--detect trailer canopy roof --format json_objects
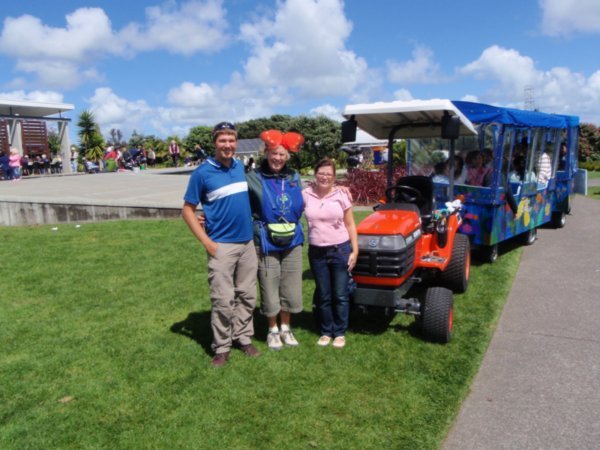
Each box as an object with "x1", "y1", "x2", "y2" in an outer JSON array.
[{"x1": 342, "y1": 99, "x2": 477, "y2": 140}]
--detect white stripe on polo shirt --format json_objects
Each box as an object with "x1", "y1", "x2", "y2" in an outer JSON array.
[{"x1": 206, "y1": 181, "x2": 248, "y2": 203}]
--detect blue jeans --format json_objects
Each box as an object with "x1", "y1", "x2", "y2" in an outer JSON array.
[{"x1": 309, "y1": 242, "x2": 351, "y2": 338}]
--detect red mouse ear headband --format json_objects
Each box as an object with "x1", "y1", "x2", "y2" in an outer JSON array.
[{"x1": 259, "y1": 130, "x2": 305, "y2": 153}]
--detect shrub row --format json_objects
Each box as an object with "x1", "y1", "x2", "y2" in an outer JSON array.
[{"x1": 579, "y1": 160, "x2": 600, "y2": 172}]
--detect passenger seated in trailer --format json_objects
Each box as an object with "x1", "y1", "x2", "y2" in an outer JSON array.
[
  {"x1": 558, "y1": 142, "x2": 567, "y2": 171},
  {"x1": 431, "y1": 160, "x2": 449, "y2": 183},
  {"x1": 508, "y1": 155, "x2": 524, "y2": 184},
  {"x1": 465, "y1": 151, "x2": 492, "y2": 187},
  {"x1": 482, "y1": 148, "x2": 494, "y2": 170},
  {"x1": 454, "y1": 155, "x2": 467, "y2": 184},
  {"x1": 536, "y1": 148, "x2": 552, "y2": 188}
]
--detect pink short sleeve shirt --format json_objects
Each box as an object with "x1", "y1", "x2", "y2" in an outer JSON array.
[{"x1": 302, "y1": 186, "x2": 352, "y2": 246}]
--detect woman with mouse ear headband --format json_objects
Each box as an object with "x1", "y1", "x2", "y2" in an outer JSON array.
[{"x1": 246, "y1": 130, "x2": 306, "y2": 351}]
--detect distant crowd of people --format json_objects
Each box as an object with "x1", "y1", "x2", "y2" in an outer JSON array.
[{"x1": 0, "y1": 148, "x2": 63, "y2": 181}]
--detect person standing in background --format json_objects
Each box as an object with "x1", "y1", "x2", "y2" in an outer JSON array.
[
  {"x1": 70, "y1": 146, "x2": 78, "y2": 173},
  {"x1": 9, "y1": 148, "x2": 22, "y2": 181},
  {"x1": 169, "y1": 140, "x2": 181, "y2": 167}
]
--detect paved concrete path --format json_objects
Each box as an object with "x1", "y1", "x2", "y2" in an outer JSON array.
[
  {"x1": 0, "y1": 168, "x2": 191, "y2": 209},
  {"x1": 443, "y1": 194, "x2": 600, "y2": 449}
]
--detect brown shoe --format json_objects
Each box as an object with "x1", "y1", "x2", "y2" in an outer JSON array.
[
  {"x1": 239, "y1": 343, "x2": 261, "y2": 358},
  {"x1": 211, "y1": 351, "x2": 230, "y2": 367}
]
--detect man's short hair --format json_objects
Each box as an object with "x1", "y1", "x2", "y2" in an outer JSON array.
[{"x1": 212, "y1": 122, "x2": 237, "y2": 142}]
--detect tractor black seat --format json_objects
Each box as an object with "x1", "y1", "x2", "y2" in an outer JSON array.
[{"x1": 393, "y1": 175, "x2": 435, "y2": 228}]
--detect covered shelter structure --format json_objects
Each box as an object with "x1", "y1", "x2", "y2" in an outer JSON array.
[{"x1": 0, "y1": 98, "x2": 75, "y2": 173}]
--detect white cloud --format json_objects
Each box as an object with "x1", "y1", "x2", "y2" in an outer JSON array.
[
  {"x1": 309, "y1": 104, "x2": 343, "y2": 121},
  {"x1": 393, "y1": 89, "x2": 414, "y2": 101},
  {"x1": 540, "y1": 0, "x2": 600, "y2": 36},
  {"x1": 0, "y1": 8, "x2": 117, "y2": 62},
  {"x1": 239, "y1": 0, "x2": 371, "y2": 98},
  {"x1": 387, "y1": 45, "x2": 445, "y2": 84},
  {"x1": 0, "y1": 1, "x2": 231, "y2": 89},
  {"x1": 88, "y1": 87, "x2": 154, "y2": 138},
  {"x1": 459, "y1": 45, "x2": 540, "y2": 96},
  {"x1": 119, "y1": 0, "x2": 230, "y2": 55},
  {"x1": 460, "y1": 94, "x2": 479, "y2": 103},
  {"x1": 167, "y1": 82, "x2": 219, "y2": 108},
  {"x1": 459, "y1": 45, "x2": 600, "y2": 123},
  {"x1": 0, "y1": 89, "x2": 65, "y2": 103}
]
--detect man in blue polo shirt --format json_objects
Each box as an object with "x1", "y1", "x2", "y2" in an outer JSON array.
[{"x1": 182, "y1": 122, "x2": 260, "y2": 367}]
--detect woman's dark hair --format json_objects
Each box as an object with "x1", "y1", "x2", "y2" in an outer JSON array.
[
  {"x1": 465, "y1": 150, "x2": 480, "y2": 166},
  {"x1": 454, "y1": 155, "x2": 464, "y2": 177},
  {"x1": 314, "y1": 157, "x2": 336, "y2": 174}
]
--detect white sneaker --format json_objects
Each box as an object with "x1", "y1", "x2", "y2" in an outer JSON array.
[
  {"x1": 267, "y1": 332, "x2": 283, "y2": 350},
  {"x1": 281, "y1": 330, "x2": 299, "y2": 347},
  {"x1": 332, "y1": 336, "x2": 346, "y2": 348},
  {"x1": 317, "y1": 335, "x2": 332, "y2": 346}
]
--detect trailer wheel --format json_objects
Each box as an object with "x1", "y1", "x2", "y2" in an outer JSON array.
[
  {"x1": 479, "y1": 244, "x2": 498, "y2": 264},
  {"x1": 522, "y1": 228, "x2": 537, "y2": 245},
  {"x1": 551, "y1": 211, "x2": 566, "y2": 228},
  {"x1": 439, "y1": 234, "x2": 470, "y2": 293},
  {"x1": 421, "y1": 287, "x2": 453, "y2": 343}
]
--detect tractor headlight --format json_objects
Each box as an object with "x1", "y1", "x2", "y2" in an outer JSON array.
[{"x1": 358, "y1": 234, "x2": 407, "y2": 251}]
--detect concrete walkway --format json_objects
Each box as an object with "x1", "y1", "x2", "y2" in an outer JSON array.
[{"x1": 443, "y1": 194, "x2": 600, "y2": 449}]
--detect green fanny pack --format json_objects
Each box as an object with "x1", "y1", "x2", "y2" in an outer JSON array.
[{"x1": 267, "y1": 223, "x2": 296, "y2": 247}]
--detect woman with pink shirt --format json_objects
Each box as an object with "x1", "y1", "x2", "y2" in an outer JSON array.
[
  {"x1": 9, "y1": 148, "x2": 22, "y2": 181},
  {"x1": 302, "y1": 158, "x2": 358, "y2": 348}
]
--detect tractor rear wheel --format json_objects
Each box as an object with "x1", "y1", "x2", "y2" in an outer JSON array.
[
  {"x1": 439, "y1": 234, "x2": 470, "y2": 293},
  {"x1": 421, "y1": 287, "x2": 453, "y2": 343}
]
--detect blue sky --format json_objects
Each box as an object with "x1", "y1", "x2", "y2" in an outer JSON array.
[{"x1": 1, "y1": 0, "x2": 599, "y2": 143}]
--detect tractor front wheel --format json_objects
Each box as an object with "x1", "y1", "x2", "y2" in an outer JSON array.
[{"x1": 421, "y1": 287, "x2": 454, "y2": 343}]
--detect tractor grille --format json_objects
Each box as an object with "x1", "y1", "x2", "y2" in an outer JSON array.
[{"x1": 353, "y1": 243, "x2": 416, "y2": 278}]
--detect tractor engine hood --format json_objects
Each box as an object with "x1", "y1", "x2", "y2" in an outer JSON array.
[{"x1": 356, "y1": 210, "x2": 422, "y2": 251}]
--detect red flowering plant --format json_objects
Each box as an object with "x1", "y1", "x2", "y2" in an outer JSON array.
[{"x1": 338, "y1": 166, "x2": 407, "y2": 205}]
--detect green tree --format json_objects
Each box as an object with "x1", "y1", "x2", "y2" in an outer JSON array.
[
  {"x1": 128, "y1": 130, "x2": 144, "y2": 149},
  {"x1": 233, "y1": 114, "x2": 341, "y2": 171},
  {"x1": 183, "y1": 125, "x2": 214, "y2": 156},
  {"x1": 47, "y1": 129, "x2": 61, "y2": 155},
  {"x1": 579, "y1": 123, "x2": 600, "y2": 162},
  {"x1": 108, "y1": 128, "x2": 123, "y2": 146},
  {"x1": 288, "y1": 115, "x2": 341, "y2": 171},
  {"x1": 77, "y1": 110, "x2": 105, "y2": 162}
]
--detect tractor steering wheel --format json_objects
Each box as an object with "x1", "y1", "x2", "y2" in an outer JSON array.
[{"x1": 385, "y1": 184, "x2": 423, "y2": 204}]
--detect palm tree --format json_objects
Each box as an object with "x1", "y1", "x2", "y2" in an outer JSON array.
[{"x1": 77, "y1": 110, "x2": 105, "y2": 162}]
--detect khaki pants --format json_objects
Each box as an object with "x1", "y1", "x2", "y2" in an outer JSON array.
[
  {"x1": 257, "y1": 245, "x2": 303, "y2": 317},
  {"x1": 207, "y1": 241, "x2": 258, "y2": 354}
]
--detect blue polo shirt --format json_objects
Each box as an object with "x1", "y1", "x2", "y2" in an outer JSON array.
[{"x1": 183, "y1": 157, "x2": 253, "y2": 243}]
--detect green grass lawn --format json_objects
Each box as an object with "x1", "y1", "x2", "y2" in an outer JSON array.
[
  {"x1": 587, "y1": 170, "x2": 600, "y2": 179},
  {"x1": 0, "y1": 215, "x2": 521, "y2": 449},
  {"x1": 587, "y1": 185, "x2": 600, "y2": 199}
]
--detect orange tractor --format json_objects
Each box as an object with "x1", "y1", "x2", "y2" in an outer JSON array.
[{"x1": 341, "y1": 100, "x2": 474, "y2": 343}]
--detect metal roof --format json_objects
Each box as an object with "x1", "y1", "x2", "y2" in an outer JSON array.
[
  {"x1": 0, "y1": 98, "x2": 74, "y2": 118},
  {"x1": 236, "y1": 138, "x2": 264, "y2": 155}
]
